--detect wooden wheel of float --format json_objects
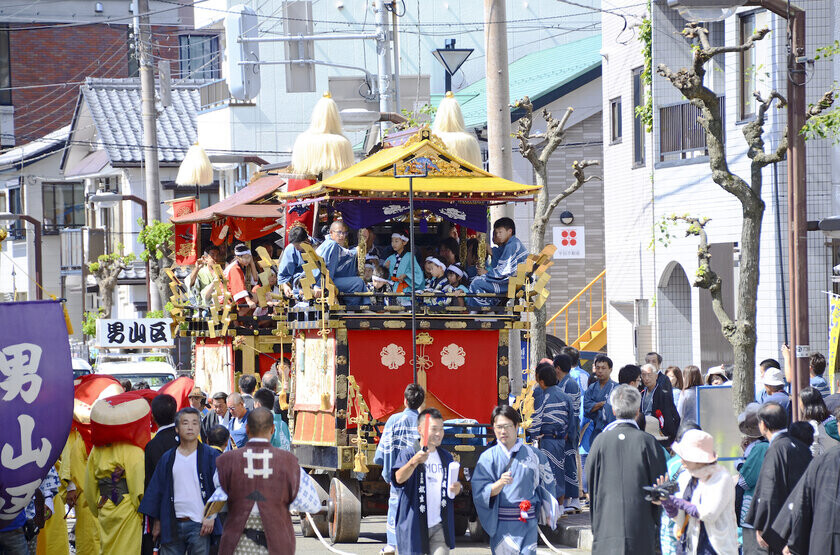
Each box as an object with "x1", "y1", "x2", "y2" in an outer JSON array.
[
  {"x1": 299, "y1": 473, "x2": 331, "y2": 538},
  {"x1": 328, "y1": 476, "x2": 361, "y2": 543}
]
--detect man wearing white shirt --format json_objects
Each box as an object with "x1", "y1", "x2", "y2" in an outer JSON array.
[{"x1": 139, "y1": 408, "x2": 221, "y2": 555}]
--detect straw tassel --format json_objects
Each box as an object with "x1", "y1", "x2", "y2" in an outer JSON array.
[
  {"x1": 432, "y1": 91, "x2": 482, "y2": 167},
  {"x1": 176, "y1": 142, "x2": 214, "y2": 186},
  {"x1": 291, "y1": 92, "x2": 354, "y2": 176},
  {"x1": 353, "y1": 451, "x2": 369, "y2": 474}
]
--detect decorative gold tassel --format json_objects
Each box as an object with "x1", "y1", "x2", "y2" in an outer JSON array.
[
  {"x1": 353, "y1": 451, "x2": 369, "y2": 474},
  {"x1": 278, "y1": 390, "x2": 289, "y2": 411},
  {"x1": 320, "y1": 392, "x2": 331, "y2": 411}
]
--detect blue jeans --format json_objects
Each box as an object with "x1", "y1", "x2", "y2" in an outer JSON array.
[
  {"x1": 161, "y1": 520, "x2": 209, "y2": 555},
  {"x1": 0, "y1": 527, "x2": 28, "y2": 555}
]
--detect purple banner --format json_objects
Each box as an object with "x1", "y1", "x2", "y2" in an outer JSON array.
[
  {"x1": 0, "y1": 301, "x2": 73, "y2": 523},
  {"x1": 333, "y1": 200, "x2": 489, "y2": 232}
]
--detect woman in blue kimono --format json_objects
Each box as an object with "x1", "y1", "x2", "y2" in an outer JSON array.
[
  {"x1": 472, "y1": 405, "x2": 560, "y2": 554},
  {"x1": 383, "y1": 227, "x2": 425, "y2": 303}
]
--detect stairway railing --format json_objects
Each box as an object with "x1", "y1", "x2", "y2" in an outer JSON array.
[{"x1": 546, "y1": 269, "x2": 606, "y2": 347}]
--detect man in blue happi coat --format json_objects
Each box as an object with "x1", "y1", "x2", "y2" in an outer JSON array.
[
  {"x1": 277, "y1": 224, "x2": 309, "y2": 299},
  {"x1": 373, "y1": 383, "x2": 425, "y2": 554},
  {"x1": 528, "y1": 362, "x2": 573, "y2": 507},
  {"x1": 466, "y1": 217, "x2": 528, "y2": 307},
  {"x1": 583, "y1": 355, "x2": 617, "y2": 445},
  {"x1": 553, "y1": 353, "x2": 583, "y2": 512},
  {"x1": 315, "y1": 220, "x2": 369, "y2": 305},
  {"x1": 392, "y1": 408, "x2": 462, "y2": 555},
  {"x1": 473, "y1": 405, "x2": 560, "y2": 554}
]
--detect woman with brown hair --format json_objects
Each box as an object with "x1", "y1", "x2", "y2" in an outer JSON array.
[
  {"x1": 665, "y1": 366, "x2": 684, "y2": 409},
  {"x1": 678, "y1": 365, "x2": 703, "y2": 424}
]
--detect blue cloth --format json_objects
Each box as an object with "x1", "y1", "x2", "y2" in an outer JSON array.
[
  {"x1": 384, "y1": 250, "x2": 425, "y2": 293},
  {"x1": 316, "y1": 238, "x2": 368, "y2": 303},
  {"x1": 528, "y1": 385, "x2": 572, "y2": 498},
  {"x1": 271, "y1": 414, "x2": 291, "y2": 450},
  {"x1": 392, "y1": 446, "x2": 456, "y2": 555},
  {"x1": 472, "y1": 441, "x2": 558, "y2": 554},
  {"x1": 764, "y1": 390, "x2": 792, "y2": 419},
  {"x1": 227, "y1": 410, "x2": 250, "y2": 448},
  {"x1": 583, "y1": 379, "x2": 618, "y2": 442},
  {"x1": 138, "y1": 443, "x2": 221, "y2": 545},
  {"x1": 277, "y1": 244, "x2": 304, "y2": 286},
  {"x1": 374, "y1": 408, "x2": 420, "y2": 547},
  {"x1": 811, "y1": 375, "x2": 831, "y2": 398},
  {"x1": 660, "y1": 455, "x2": 684, "y2": 555},
  {"x1": 557, "y1": 375, "x2": 581, "y2": 498},
  {"x1": 466, "y1": 236, "x2": 528, "y2": 307},
  {"x1": 161, "y1": 520, "x2": 209, "y2": 555}
]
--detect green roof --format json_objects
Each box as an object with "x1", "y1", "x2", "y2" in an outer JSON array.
[{"x1": 432, "y1": 34, "x2": 602, "y2": 130}]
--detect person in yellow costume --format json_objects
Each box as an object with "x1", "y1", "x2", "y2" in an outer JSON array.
[
  {"x1": 84, "y1": 392, "x2": 150, "y2": 555},
  {"x1": 36, "y1": 439, "x2": 71, "y2": 555}
]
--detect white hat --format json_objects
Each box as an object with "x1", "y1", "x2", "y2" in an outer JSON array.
[
  {"x1": 644, "y1": 415, "x2": 667, "y2": 441},
  {"x1": 763, "y1": 367, "x2": 786, "y2": 387},
  {"x1": 672, "y1": 429, "x2": 717, "y2": 464}
]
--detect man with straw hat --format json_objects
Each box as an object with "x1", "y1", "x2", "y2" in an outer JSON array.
[{"x1": 656, "y1": 429, "x2": 738, "y2": 555}]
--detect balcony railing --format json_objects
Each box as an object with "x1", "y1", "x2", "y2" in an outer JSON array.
[{"x1": 659, "y1": 96, "x2": 725, "y2": 162}]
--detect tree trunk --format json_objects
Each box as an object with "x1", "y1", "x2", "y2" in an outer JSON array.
[
  {"x1": 731, "y1": 201, "x2": 763, "y2": 414},
  {"x1": 529, "y1": 167, "x2": 549, "y2": 370},
  {"x1": 99, "y1": 277, "x2": 115, "y2": 319}
]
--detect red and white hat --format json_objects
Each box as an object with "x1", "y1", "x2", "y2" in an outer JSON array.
[{"x1": 90, "y1": 392, "x2": 152, "y2": 450}]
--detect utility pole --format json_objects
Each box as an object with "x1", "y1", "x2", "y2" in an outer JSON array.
[
  {"x1": 373, "y1": 0, "x2": 394, "y2": 138},
  {"x1": 484, "y1": 0, "x2": 513, "y2": 222},
  {"x1": 133, "y1": 0, "x2": 162, "y2": 310}
]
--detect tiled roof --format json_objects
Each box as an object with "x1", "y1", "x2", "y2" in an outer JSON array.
[
  {"x1": 82, "y1": 78, "x2": 204, "y2": 164},
  {"x1": 432, "y1": 35, "x2": 602, "y2": 130}
]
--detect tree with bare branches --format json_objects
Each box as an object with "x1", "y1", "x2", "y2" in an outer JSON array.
[
  {"x1": 657, "y1": 24, "x2": 833, "y2": 413},
  {"x1": 514, "y1": 96, "x2": 600, "y2": 369},
  {"x1": 87, "y1": 245, "x2": 136, "y2": 319}
]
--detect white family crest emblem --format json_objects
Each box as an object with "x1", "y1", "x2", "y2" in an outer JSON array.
[
  {"x1": 383, "y1": 204, "x2": 407, "y2": 215},
  {"x1": 243, "y1": 449, "x2": 274, "y2": 479},
  {"x1": 440, "y1": 207, "x2": 466, "y2": 221},
  {"x1": 440, "y1": 343, "x2": 466, "y2": 370},
  {"x1": 380, "y1": 344, "x2": 406, "y2": 369}
]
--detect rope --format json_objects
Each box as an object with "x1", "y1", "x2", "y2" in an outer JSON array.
[
  {"x1": 538, "y1": 525, "x2": 564, "y2": 554},
  {"x1": 303, "y1": 512, "x2": 358, "y2": 555},
  {"x1": 0, "y1": 248, "x2": 52, "y2": 298}
]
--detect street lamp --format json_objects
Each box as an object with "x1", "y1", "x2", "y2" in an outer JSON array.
[
  {"x1": 667, "y1": 0, "x2": 809, "y2": 417},
  {"x1": 0, "y1": 212, "x2": 42, "y2": 300},
  {"x1": 88, "y1": 192, "x2": 152, "y2": 310}
]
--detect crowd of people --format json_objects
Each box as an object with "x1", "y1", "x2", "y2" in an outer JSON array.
[{"x1": 181, "y1": 216, "x2": 529, "y2": 316}]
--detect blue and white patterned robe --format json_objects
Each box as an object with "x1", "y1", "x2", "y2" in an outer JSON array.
[
  {"x1": 472, "y1": 440, "x2": 560, "y2": 554},
  {"x1": 374, "y1": 408, "x2": 420, "y2": 548},
  {"x1": 557, "y1": 374, "x2": 581, "y2": 498},
  {"x1": 583, "y1": 379, "x2": 617, "y2": 444},
  {"x1": 466, "y1": 236, "x2": 528, "y2": 306},
  {"x1": 528, "y1": 385, "x2": 572, "y2": 497}
]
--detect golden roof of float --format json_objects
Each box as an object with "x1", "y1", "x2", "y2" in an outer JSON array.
[{"x1": 275, "y1": 129, "x2": 540, "y2": 202}]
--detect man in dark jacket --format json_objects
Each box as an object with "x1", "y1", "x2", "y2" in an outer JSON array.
[
  {"x1": 139, "y1": 407, "x2": 221, "y2": 553},
  {"x1": 640, "y1": 363, "x2": 680, "y2": 440},
  {"x1": 744, "y1": 402, "x2": 812, "y2": 554},
  {"x1": 586, "y1": 384, "x2": 667, "y2": 555},
  {"x1": 143, "y1": 394, "x2": 180, "y2": 555}
]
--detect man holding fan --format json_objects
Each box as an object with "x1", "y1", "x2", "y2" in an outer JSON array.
[{"x1": 392, "y1": 408, "x2": 462, "y2": 555}]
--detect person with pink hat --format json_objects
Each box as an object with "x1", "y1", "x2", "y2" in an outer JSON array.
[{"x1": 654, "y1": 429, "x2": 738, "y2": 555}]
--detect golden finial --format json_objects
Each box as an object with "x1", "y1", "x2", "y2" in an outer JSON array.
[
  {"x1": 445, "y1": 91, "x2": 454, "y2": 98},
  {"x1": 323, "y1": 91, "x2": 332, "y2": 98}
]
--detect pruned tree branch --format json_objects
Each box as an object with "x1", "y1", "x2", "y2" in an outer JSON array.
[
  {"x1": 536, "y1": 160, "x2": 601, "y2": 228},
  {"x1": 806, "y1": 90, "x2": 835, "y2": 120},
  {"x1": 748, "y1": 91, "x2": 787, "y2": 168},
  {"x1": 670, "y1": 215, "x2": 736, "y2": 337}
]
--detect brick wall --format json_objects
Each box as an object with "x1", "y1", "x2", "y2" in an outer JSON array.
[{"x1": 8, "y1": 24, "x2": 182, "y2": 143}]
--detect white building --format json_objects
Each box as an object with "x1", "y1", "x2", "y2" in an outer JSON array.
[{"x1": 602, "y1": 1, "x2": 837, "y2": 370}]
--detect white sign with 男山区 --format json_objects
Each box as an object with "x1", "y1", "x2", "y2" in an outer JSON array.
[{"x1": 95, "y1": 319, "x2": 174, "y2": 348}]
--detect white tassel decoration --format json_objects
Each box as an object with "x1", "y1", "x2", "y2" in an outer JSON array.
[
  {"x1": 176, "y1": 142, "x2": 214, "y2": 186},
  {"x1": 291, "y1": 92, "x2": 354, "y2": 176},
  {"x1": 432, "y1": 91, "x2": 482, "y2": 167}
]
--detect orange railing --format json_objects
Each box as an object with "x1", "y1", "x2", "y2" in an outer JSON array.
[{"x1": 546, "y1": 269, "x2": 606, "y2": 346}]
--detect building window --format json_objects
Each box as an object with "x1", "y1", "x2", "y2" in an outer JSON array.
[
  {"x1": 42, "y1": 182, "x2": 85, "y2": 233},
  {"x1": 7, "y1": 186, "x2": 22, "y2": 239},
  {"x1": 0, "y1": 26, "x2": 10, "y2": 105},
  {"x1": 739, "y1": 13, "x2": 757, "y2": 120},
  {"x1": 632, "y1": 67, "x2": 645, "y2": 167},
  {"x1": 609, "y1": 97, "x2": 622, "y2": 143},
  {"x1": 179, "y1": 35, "x2": 220, "y2": 79},
  {"x1": 198, "y1": 190, "x2": 219, "y2": 209},
  {"x1": 659, "y1": 97, "x2": 726, "y2": 162}
]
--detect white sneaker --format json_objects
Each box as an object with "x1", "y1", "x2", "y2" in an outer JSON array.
[{"x1": 564, "y1": 498, "x2": 582, "y2": 514}]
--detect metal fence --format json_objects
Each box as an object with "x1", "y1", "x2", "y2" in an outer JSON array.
[{"x1": 659, "y1": 96, "x2": 725, "y2": 162}]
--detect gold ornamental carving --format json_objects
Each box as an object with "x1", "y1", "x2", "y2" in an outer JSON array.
[
  {"x1": 336, "y1": 375, "x2": 348, "y2": 399},
  {"x1": 336, "y1": 355, "x2": 348, "y2": 366},
  {"x1": 498, "y1": 356, "x2": 509, "y2": 367},
  {"x1": 384, "y1": 320, "x2": 406, "y2": 329},
  {"x1": 498, "y1": 376, "x2": 510, "y2": 400},
  {"x1": 445, "y1": 320, "x2": 467, "y2": 329}
]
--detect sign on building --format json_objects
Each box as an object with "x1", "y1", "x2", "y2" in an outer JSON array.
[
  {"x1": 553, "y1": 226, "x2": 585, "y2": 259},
  {"x1": 96, "y1": 319, "x2": 174, "y2": 348}
]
